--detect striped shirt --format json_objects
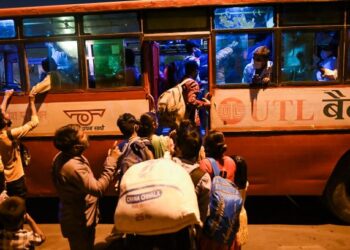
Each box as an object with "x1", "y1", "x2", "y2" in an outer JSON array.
[{"x1": 0, "y1": 229, "x2": 44, "y2": 250}]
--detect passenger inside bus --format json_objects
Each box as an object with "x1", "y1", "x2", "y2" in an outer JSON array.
[
  {"x1": 315, "y1": 44, "x2": 338, "y2": 81},
  {"x1": 29, "y1": 57, "x2": 61, "y2": 96},
  {"x1": 216, "y1": 40, "x2": 240, "y2": 84},
  {"x1": 184, "y1": 41, "x2": 201, "y2": 82},
  {"x1": 242, "y1": 46, "x2": 273, "y2": 86},
  {"x1": 115, "y1": 48, "x2": 141, "y2": 86}
]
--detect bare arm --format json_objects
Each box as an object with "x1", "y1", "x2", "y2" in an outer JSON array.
[
  {"x1": 1, "y1": 89, "x2": 14, "y2": 117},
  {"x1": 29, "y1": 95, "x2": 37, "y2": 117},
  {"x1": 25, "y1": 213, "x2": 46, "y2": 242},
  {"x1": 8, "y1": 95, "x2": 39, "y2": 139},
  {"x1": 29, "y1": 74, "x2": 51, "y2": 96}
]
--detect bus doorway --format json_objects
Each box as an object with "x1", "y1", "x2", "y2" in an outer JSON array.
[{"x1": 143, "y1": 38, "x2": 210, "y2": 135}]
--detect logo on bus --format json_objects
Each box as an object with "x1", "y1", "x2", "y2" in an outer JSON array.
[
  {"x1": 63, "y1": 109, "x2": 105, "y2": 126},
  {"x1": 218, "y1": 97, "x2": 245, "y2": 124}
]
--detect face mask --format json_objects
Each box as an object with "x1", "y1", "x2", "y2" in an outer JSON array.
[{"x1": 253, "y1": 61, "x2": 263, "y2": 69}]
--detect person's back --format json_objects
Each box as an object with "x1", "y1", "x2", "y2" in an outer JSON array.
[
  {"x1": 116, "y1": 113, "x2": 153, "y2": 175},
  {"x1": 199, "y1": 131, "x2": 236, "y2": 181},
  {"x1": 0, "y1": 196, "x2": 45, "y2": 250},
  {"x1": 199, "y1": 130, "x2": 240, "y2": 250},
  {"x1": 138, "y1": 112, "x2": 173, "y2": 159},
  {"x1": 172, "y1": 120, "x2": 211, "y2": 224}
]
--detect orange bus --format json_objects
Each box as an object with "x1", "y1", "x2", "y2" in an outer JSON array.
[{"x1": 1, "y1": 0, "x2": 350, "y2": 223}]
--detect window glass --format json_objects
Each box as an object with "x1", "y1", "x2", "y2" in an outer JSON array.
[
  {"x1": 83, "y1": 12, "x2": 139, "y2": 34},
  {"x1": 85, "y1": 38, "x2": 141, "y2": 88},
  {"x1": 215, "y1": 33, "x2": 273, "y2": 85},
  {"x1": 0, "y1": 20, "x2": 16, "y2": 39},
  {"x1": 0, "y1": 45, "x2": 21, "y2": 91},
  {"x1": 23, "y1": 16, "x2": 75, "y2": 37},
  {"x1": 25, "y1": 41, "x2": 80, "y2": 91},
  {"x1": 144, "y1": 8, "x2": 208, "y2": 33},
  {"x1": 281, "y1": 31, "x2": 339, "y2": 82},
  {"x1": 214, "y1": 6, "x2": 274, "y2": 29},
  {"x1": 280, "y1": 3, "x2": 343, "y2": 26}
]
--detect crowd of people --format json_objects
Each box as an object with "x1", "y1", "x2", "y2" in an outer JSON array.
[
  {"x1": 0, "y1": 39, "x2": 250, "y2": 250},
  {"x1": 0, "y1": 93, "x2": 247, "y2": 250},
  {"x1": 49, "y1": 113, "x2": 247, "y2": 250}
]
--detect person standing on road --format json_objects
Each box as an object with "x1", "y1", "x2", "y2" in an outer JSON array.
[
  {"x1": 199, "y1": 130, "x2": 239, "y2": 250},
  {"x1": 0, "y1": 90, "x2": 39, "y2": 199},
  {"x1": 52, "y1": 124, "x2": 121, "y2": 250}
]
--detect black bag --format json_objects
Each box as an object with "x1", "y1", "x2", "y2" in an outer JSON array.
[
  {"x1": 19, "y1": 143, "x2": 31, "y2": 168},
  {"x1": 6, "y1": 130, "x2": 31, "y2": 168}
]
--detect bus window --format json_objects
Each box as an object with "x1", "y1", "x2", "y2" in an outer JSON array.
[
  {"x1": 281, "y1": 31, "x2": 339, "y2": 82},
  {"x1": 23, "y1": 16, "x2": 75, "y2": 37},
  {"x1": 214, "y1": 6, "x2": 274, "y2": 29},
  {"x1": 215, "y1": 33, "x2": 273, "y2": 85},
  {"x1": 157, "y1": 39, "x2": 208, "y2": 95},
  {"x1": 0, "y1": 19, "x2": 16, "y2": 39},
  {"x1": 280, "y1": 3, "x2": 343, "y2": 26},
  {"x1": 0, "y1": 45, "x2": 21, "y2": 91},
  {"x1": 85, "y1": 38, "x2": 141, "y2": 88},
  {"x1": 144, "y1": 8, "x2": 209, "y2": 33},
  {"x1": 25, "y1": 41, "x2": 80, "y2": 91},
  {"x1": 83, "y1": 12, "x2": 140, "y2": 35}
]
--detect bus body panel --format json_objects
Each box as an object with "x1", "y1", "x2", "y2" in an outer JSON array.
[
  {"x1": 224, "y1": 133, "x2": 350, "y2": 196},
  {"x1": 24, "y1": 131, "x2": 350, "y2": 197}
]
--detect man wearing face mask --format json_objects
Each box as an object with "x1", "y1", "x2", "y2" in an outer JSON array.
[
  {"x1": 242, "y1": 45, "x2": 273, "y2": 86},
  {"x1": 316, "y1": 44, "x2": 338, "y2": 81},
  {"x1": 52, "y1": 124, "x2": 121, "y2": 250}
]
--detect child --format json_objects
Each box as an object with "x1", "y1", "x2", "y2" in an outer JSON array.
[
  {"x1": 116, "y1": 113, "x2": 153, "y2": 175},
  {"x1": 138, "y1": 112, "x2": 174, "y2": 159},
  {"x1": 0, "y1": 196, "x2": 45, "y2": 249}
]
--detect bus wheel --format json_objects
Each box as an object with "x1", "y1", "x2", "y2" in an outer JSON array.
[{"x1": 323, "y1": 160, "x2": 350, "y2": 224}]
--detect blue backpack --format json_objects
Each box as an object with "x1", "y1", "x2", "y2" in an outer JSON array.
[{"x1": 203, "y1": 158, "x2": 243, "y2": 246}]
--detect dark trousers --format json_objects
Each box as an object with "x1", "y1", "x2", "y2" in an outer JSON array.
[{"x1": 6, "y1": 176, "x2": 27, "y2": 199}]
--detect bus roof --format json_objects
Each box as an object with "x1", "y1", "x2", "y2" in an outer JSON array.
[{"x1": 0, "y1": 0, "x2": 344, "y2": 18}]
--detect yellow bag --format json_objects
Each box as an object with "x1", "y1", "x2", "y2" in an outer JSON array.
[
  {"x1": 236, "y1": 206, "x2": 248, "y2": 246},
  {"x1": 236, "y1": 182, "x2": 249, "y2": 246}
]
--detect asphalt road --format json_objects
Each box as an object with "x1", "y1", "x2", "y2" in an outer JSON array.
[{"x1": 26, "y1": 196, "x2": 350, "y2": 250}]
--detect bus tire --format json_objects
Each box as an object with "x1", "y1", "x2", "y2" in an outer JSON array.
[{"x1": 323, "y1": 155, "x2": 350, "y2": 224}]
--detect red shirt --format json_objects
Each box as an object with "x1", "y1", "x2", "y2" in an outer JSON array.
[{"x1": 199, "y1": 155, "x2": 236, "y2": 181}]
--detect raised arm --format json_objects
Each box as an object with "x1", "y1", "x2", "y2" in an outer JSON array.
[
  {"x1": 8, "y1": 95, "x2": 39, "y2": 139},
  {"x1": 29, "y1": 95, "x2": 37, "y2": 117},
  {"x1": 1, "y1": 89, "x2": 14, "y2": 118}
]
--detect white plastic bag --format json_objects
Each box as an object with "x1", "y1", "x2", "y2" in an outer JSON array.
[{"x1": 114, "y1": 158, "x2": 201, "y2": 235}]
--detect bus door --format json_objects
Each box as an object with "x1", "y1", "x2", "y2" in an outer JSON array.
[{"x1": 143, "y1": 37, "x2": 210, "y2": 135}]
